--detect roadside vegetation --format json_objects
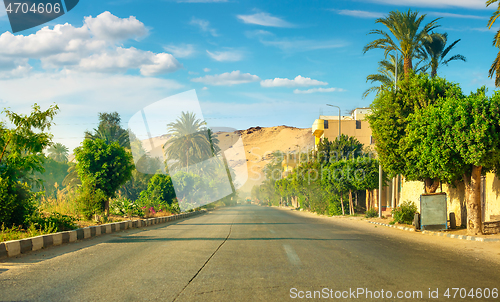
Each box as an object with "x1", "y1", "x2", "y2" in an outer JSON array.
[
  {"x1": 364, "y1": 7, "x2": 500, "y2": 236},
  {"x1": 251, "y1": 135, "x2": 384, "y2": 216},
  {"x1": 0, "y1": 108, "x2": 236, "y2": 242}
]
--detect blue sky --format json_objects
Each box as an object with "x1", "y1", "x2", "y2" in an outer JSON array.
[{"x1": 0, "y1": 0, "x2": 498, "y2": 151}]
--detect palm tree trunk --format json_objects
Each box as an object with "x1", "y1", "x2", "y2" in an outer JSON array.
[{"x1": 403, "y1": 56, "x2": 413, "y2": 75}]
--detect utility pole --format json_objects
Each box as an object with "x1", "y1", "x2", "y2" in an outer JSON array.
[
  {"x1": 326, "y1": 104, "x2": 341, "y2": 141},
  {"x1": 379, "y1": 164, "x2": 382, "y2": 218},
  {"x1": 394, "y1": 51, "x2": 398, "y2": 91}
]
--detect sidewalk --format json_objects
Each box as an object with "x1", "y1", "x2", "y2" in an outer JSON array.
[
  {"x1": 282, "y1": 207, "x2": 500, "y2": 243},
  {"x1": 366, "y1": 218, "x2": 500, "y2": 242}
]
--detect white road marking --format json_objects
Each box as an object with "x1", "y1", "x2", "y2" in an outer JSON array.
[
  {"x1": 283, "y1": 244, "x2": 301, "y2": 266},
  {"x1": 269, "y1": 229, "x2": 276, "y2": 234}
]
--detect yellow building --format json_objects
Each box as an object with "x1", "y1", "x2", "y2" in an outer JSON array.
[
  {"x1": 282, "y1": 152, "x2": 299, "y2": 178},
  {"x1": 311, "y1": 108, "x2": 374, "y2": 149},
  {"x1": 311, "y1": 107, "x2": 396, "y2": 215}
]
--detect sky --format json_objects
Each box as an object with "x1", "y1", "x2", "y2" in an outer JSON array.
[{"x1": 0, "y1": 0, "x2": 498, "y2": 152}]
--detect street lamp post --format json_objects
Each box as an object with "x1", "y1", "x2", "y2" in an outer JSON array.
[
  {"x1": 326, "y1": 104, "x2": 341, "y2": 141},
  {"x1": 394, "y1": 51, "x2": 398, "y2": 91}
]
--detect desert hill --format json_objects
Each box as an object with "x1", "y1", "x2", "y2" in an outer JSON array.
[{"x1": 215, "y1": 125, "x2": 314, "y2": 194}]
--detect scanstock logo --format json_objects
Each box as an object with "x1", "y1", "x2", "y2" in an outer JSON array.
[{"x1": 3, "y1": 0, "x2": 79, "y2": 33}]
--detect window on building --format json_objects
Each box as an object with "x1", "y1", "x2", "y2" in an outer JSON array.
[
  {"x1": 370, "y1": 136, "x2": 376, "y2": 145},
  {"x1": 324, "y1": 120, "x2": 328, "y2": 129},
  {"x1": 356, "y1": 120, "x2": 361, "y2": 129}
]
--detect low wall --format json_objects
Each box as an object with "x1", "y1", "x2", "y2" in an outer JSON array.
[
  {"x1": 483, "y1": 220, "x2": 500, "y2": 235},
  {"x1": 0, "y1": 211, "x2": 205, "y2": 259}
]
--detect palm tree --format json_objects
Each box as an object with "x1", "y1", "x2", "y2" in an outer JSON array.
[
  {"x1": 420, "y1": 32, "x2": 466, "y2": 77},
  {"x1": 363, "y1": 9, "x2": 441, "y2": 75},
  {"x1": 85, "y1": 112, "x2": 130, "y2": 149},
  {"x1": 363, "y1": 53, "x2": 404, "y2": 98},
  {"x1": 47, "y1": 142, "x2": 69, "y2": 163},
  {"x1": 62, "y1": 163, "x2": 81, "y2": 191},
  {"x1": 163, "y1": 112, "x2": 216, "y2": 171},
  {"x1": 487, "y1": 0, "x2": 500, "y2": 86}
]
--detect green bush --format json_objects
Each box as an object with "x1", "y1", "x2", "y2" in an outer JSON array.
[
  {"x1": 110, "y1": 197, "x2": 144, "y2": 217},
  {"x1": 137, "y1": 174, "x2": 177, "y2": 211},
  {"x1": 365, "y1": 208, "x2": 378, "y2": 218},
  {"x1": 77, "y1": 182, "x2": 107, "y2": 220},
  {"x1": 1, "y1": 223, "x2": 56, "y2": 242},
  {"x1": 0, "y1": 178, "x2": 37, "y2": 227},
  {"x1": 328, "y1": 199, "x2": 344, "y2": 216},
  {"x1": 28, "y1": 211, "x2": 77, "y2": 232},
  {"x1": 391, "y1": 201, "x2": 417, "y2": 224}
]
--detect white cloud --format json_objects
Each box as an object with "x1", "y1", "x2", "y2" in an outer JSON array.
[
  {"x1": 84, "y1": 11, "x2": 148, "y2": 41},
  {"x1": 293, "y1": 87, "x2": 345, "y2": 94},
  {"x1": 190, "y1": 17, "x2": 218, "y2": 36},
  {"x1": 203, "y1": 68, "x2": 211, "y2": 72},
  {"x1": 261, "y1": 75, "x2": 327, "y2": 88},
  {"x1": 427, "y1": 12, "x2": 488, "y2": 19},
  {"x1": 206, "y1": 50, "x2": 244, "y2": 62},
  {"x1": 191, "y1": 70, "x2": 260, "y2": 86},
  {"x1": 260, "y1": 38, "x2": 348, "y2": 52},
  {"x1": 0, "y1": 70, "x2": 184, "y2": 151},
  {"x1": 140, "y1": 53, "x2": 183, "y2": 76},
  {"x1": 245, "y1": 26, "x2": 347, "y2": 53},
  {"x1": 0, "y1": 64, "x2": 32, "y2": 79},
  {"x1": 202, "y1": 86, "x2": 209, "y2": 90},
  {"x1": 331, "y1": 9, "x2": 385, "y2": 18},
  {"x1": 164, "y1": 44, "x2": 196, "y2": 58},
  {"x1": 0, "y1": 12, "x2": 182, "y2": 77},
  {"x1": 237, "y1": 12, "x2": 294, "y2": 27},
  {"x1": 442, "y1": 26, "x2": 499, "y2": 32},
  {"x1": 363, "y1": 0, "x2": 495, "y2": 9}
]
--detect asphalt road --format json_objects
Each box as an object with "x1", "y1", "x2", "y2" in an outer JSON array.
[{"x1": 1, "y1": 205, "x2": 500, "y2": 301}]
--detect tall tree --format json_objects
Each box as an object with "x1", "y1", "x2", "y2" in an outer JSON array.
[
  {"x1": 0, "y1": 103, "x2": 59, "y2": 226},
  {"x1": 487, "y1": 0, "x2": 500, "y2": 86},
  {"x1": 406, "y1": 88, "x2": 500, "y2": 235},
  {"x1": 74, "y1": 139, "x2": 134, "y2": 217},
  {"x1": 47, "y1": 142, "x2": 69, "y2": 163},
  {"x1": 85, "y1": 112, "x2": 130, "y2": 149},
  {"x1": 363, "y1": 9, "x2": 440, "y2": 75},
  {"x1": 367, "y1": 72, "x2": 462, "y2": 193},
  {"x1": 328, "y1": 134, "x2": 364, "y2": 162},
  {"x1": 420, "y1": 32, "x2": 466, "y2": 78},
  {"x1": 164, "y1": 112, "x2": 215, "y2": 171},
  {"x1": 363, "y1": 53, "x2": 404, "y2": 98}
]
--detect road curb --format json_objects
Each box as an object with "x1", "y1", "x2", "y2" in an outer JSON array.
[
  {"x1": 367, "y1": 221, "x2": 500, "y2": 242},
  {"x1": 1, "y1": 210, "x2": 205, "y2": 260}
]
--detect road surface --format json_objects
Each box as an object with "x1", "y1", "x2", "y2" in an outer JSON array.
[{"x1": 1, "y1": 205, "x2": 500, "y2": 301}]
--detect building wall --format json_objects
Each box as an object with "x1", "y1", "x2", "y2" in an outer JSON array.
[
  {"x1": 321, "y1": 120, "x2": 373, "y2": 147},
  {"x1": 484, "y1": 173, "x2": 500, "y2": 221},
  {"x1": 400, "y1": 173, "x2": 500, "y2": 226}
]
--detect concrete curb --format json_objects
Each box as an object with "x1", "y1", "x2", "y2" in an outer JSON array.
[
  {"x1": 368, "y1": 221, "x2": 500, "y2": 242},
  {"x1": 1, "y1": 210, "x2": 205, "y2": 259}
]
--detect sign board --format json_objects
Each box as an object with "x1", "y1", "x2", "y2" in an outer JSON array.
[{"x1": 420, "y1": 193, "x2": 447, "y2": 230}]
